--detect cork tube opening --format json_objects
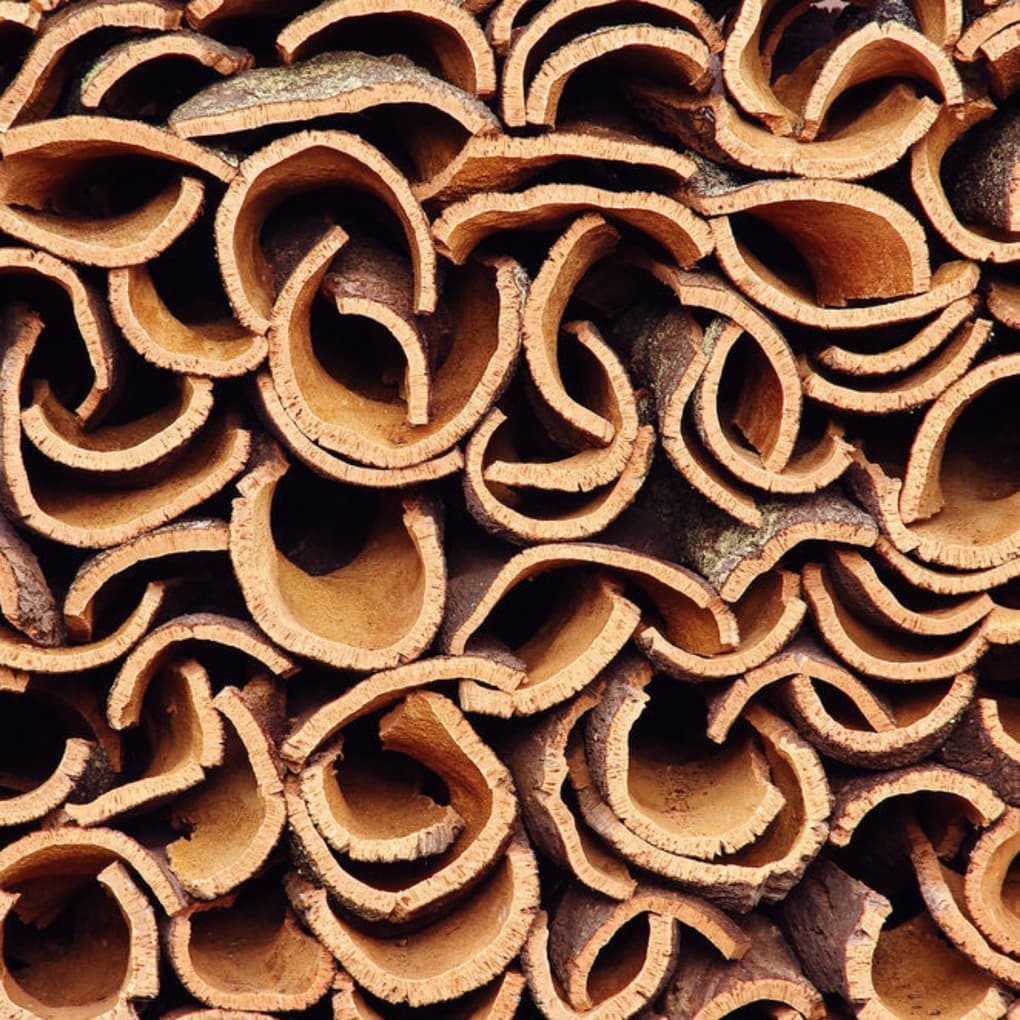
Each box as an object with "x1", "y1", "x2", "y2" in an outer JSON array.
[{"x1": 1, "y1": 878, "x2": 130, "y2": 1018}]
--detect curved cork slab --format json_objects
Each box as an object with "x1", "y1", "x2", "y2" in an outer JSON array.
[
  {"x1": 0, "y1": 0, "x2": 183, "y2": 129},
  {"x1": 665, "y1": 913, "x2": 824, "y2": 1020},
  {"x1": 277, "y1": 0, "x2": 497, "y2": 97},
  {"x1": 0, "y1": 117, "x2": 234, "y2": 268},
  {"x1": 165, "y1": 881, "x2": 335, "y2": 1012},
  {"x1": 962, "y1": 808, "x2": 1020, "y2": 960},
  {"x1": 0, "y1": 306, "x2": 250, "y2": 549},
  {"x1": 571, "y1": 702, "x2": 831, "y2": 912},
  {"x1": 504, "y1": 682, "x2": 636, "y2": 900},
  {"x1": 169, "y1": 52, "x2": 498, "y2": 171},
  {"x1": 415, "y1": 123, "x2": 697, "y2": 203},
  {"x1": 0, "y1": 247, "x2": 118, "y2": 425},
  {"x1": 66, "y1": 658, "x2": 224, "y2": 827},
  {"x1": 940, "y1": 696, "x2": 1020, "y2": 805},
  {"x1": 107, "y1": 613, "x2": 294, "y2": 731},
  {"x1": 269, "y1": 230, "x2": 524, "y2": 468},
  {"x1": 287, "y1": 832, "x2": 539, "y2": 1006},
  {"x1": 584, "y1": 654, "x2": 787, "y2": 860},
  {"x1": 109, "y1": 263, "x2": 266, "y2": 378},
  {"x1": 167, "y1": 684, "x2": 287, "y2": 900},
  {"x1": 803, "y1": 561, "x2": 990, "y2": 681},
  {"x1": 433, "y1": 184, "x2": 713, "y2": 272},
  {"x1": 0, "y1": 860, "x2": 160, "y2": 1020},
  {"x1": 215, "y1": 129, "x2": 436, "y2": 335},
  {"x1": 0, "y1": 670, "x2": 119, "y2": 828},
  {"x1": 63, "y1": 519, "x2": 230, "y2": 642},
  {"x1": 898, "y1": 354, "x2": 1020, "y2": 570},
  {"x1": 828, "y1": 763, "x2": 1004, "y2": 848},
  {"x1": 79, "y1": 30, "x2": 253, "y2": 114},
  {"x1": 229, "y1": 446, "x2": 446, "y2": 671},
  {"x1": 522, "y1": 883, "x2": 748, "y2": 1019},
  {"x1": 0, "y1": 511, "x2": 60, "y2": 647},
  {"x1": 783, "y1": 858, "x2": 1010, "y2": 1020},
  {"x1": 631, "y1": 82, "x2": 939, "y2": 181},
  {"x1": 287, "y1": 691, "x2": 518, "y2": 923}
]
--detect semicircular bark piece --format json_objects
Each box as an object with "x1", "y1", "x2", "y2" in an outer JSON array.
[
  {"x1": 109, "y1": 262, "x2": 266, "y2": 379},
  {"x1": 277, "y1": 0, "x2": 496, "y2": 97},
  {"x1": 0, "y1": 670, "x2": 119, "y2": 828},
  {"x1": 940, "y1": 696, "x2": 1020, "y2": 805},
  {"x1": 664, "y1": 913, "x2": 824, "y2": 1020},
  {"x1": 216, "y1": 129, "x2": 436, "y2": 335},
  {"x1": 962, "y1": 808, "x2": 1020, "y2": 960},
  {"x1": 79, "y1": 30, "x2": 253, "y2": 114},
  {"x1": 0, "y1": 0, "x2": 183, "y2": 130},
  {"x1": 585, "y1": 654, "x2": 786, "y2": 860},
  {"x1": 0, "y1": 860, "x2": 160, "y2": 1020},
  {"x1": 229, "y1": 447, "x2": 445, "y2": 671},
  {"x1": 433, "y1": 184, "x2": 713, "y2": 273},
  {"x1": 0, "y1": 306, "x2": 250, "y2": 550},
  {"x1": 167, "y1": 683, "x2": 286, "y2": 900},
  {"x1": 828, "y1": 763, "x2": 1004, "y2": 848},
  {"x1": 803, "y1": 561, "x2": 989, "y2": 681},
  {"x1": 66, "y1": 658, "x2": 224, "y2": 827},
  {"x1": 169, "y1": 51, "x2": 498, "y2": 163},
  {"x1": 783, "y1": 859, "x2": 1011, "y2": 1020},
  {"x1": 287, "y1": 690, "x2": 518, "y2": 923},
  {"x1": 287, "y1": 832, "x2": 539, "y2": 1006},
  {"x1": 165, "y1": 880, "x2": 335, "y2": 1012},
  {"x1": 522, "y1": 883, "x2": 748, "y2": 1019},
  {"x1": 898, "y1": 354, "x2": 1020, "y2": 570}
]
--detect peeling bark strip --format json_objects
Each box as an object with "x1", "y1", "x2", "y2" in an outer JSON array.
[{"x1": 1, "y1": 0, "x2": 1020, "y2": 1015}]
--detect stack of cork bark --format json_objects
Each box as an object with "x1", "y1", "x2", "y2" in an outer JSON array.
[{"x1": 2, "y1": 0, "x2": 1020, "y2": 1016}]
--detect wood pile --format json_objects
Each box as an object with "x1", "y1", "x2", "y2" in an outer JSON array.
[{"x1": 1, "y1": 0, "x2": 1020, "y2": 1016}]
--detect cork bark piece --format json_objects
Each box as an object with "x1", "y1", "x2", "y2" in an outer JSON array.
[
  {"x1": 0, "y1": 860, "x2": 160, "y2": 1020},
  {"x1": 940, "y1": 697, "x2": 1020, "y2": 805},
  {"x1": 0, "y1": 510, "x2": 59, "y2": 647},
  {"x1": 782, "y1": 858, "x2": 1011, "y2": 1020},
  {"x1": 63, "y1": 519, "x2": 230, "y2": 642},
  {"x1": 585, "y1": 654, "x2": 786, "y2": 860},
  {"x1": 874, "y1": 536, "x2": 1020, "y2": 597},
  {"x1": 169, "y1": 52, "x2": 498, "y2": 171},
  {"x1": 287, "y1": 832, "x2": 540, "y2": 1006},
  {"x1": 0, "y1": 3, "x2": 40, "y2": 33},
  {"x1": 497, "y1": 0, "x2": 721, "y2": 123},
  {"x1": 441, "y1": 541, "x2": 738, "y2": 694},
  {"x1": 166, "y1": 684, "x2": 286, "y2": 900},
  {"x1": 415, "y1": 123, "x2": 698, "y2": 203},
  {"x1": 230, "y1": 447, "x2": 445, "y2": 671},
  {"x1": 962, "y1": 808, "x2": 1020, "y2": 959},
  {"x1": 79, "y1": 31, "x2": 253, "y2": 113},
  {"x1": 571, "y1": 703, "x2": 831, "y2": 912},
  {"x1": 675, "y1": 487, "x2": 877, "y2": 603},
  {"x1": 522, "y1": 25, "x2": 712, "y2": 129},
  {"x1": 287, "y1": 691, "x2": 518, "y2": 923},
  {"x1": 107, "y1": 613, "x2": 294, "y2": 733},
  {"x1": 0, "y1": 0, "x2": 183, "y2": 130},
  {"x1": 504, "y1": 681, "x2": 637, "y2": 900},
  {"x1": 827, "y1": 548, "x2": 994, "y2": 637},
  {"x1": 955, "y1": 0, "x2": 1020, "y2": 62},
  {"x1": 898, "y1": 354, "x2": 1020, "y2": 570},
  {"x1": 0, "y1": 669, "x2": 119, "y2": 828},
  {"x1": 828, "y1": 763, "x2": 1005, "y2": 848},
  {"x1": 910, "y1": 101, "x2": 1020, "y2": 263},
  {"x1": 276, "y1": 0, "x2": 496, "y2": 97},
  {"x1": 973, "y1": 28, "x2": 1020, "y2": 99},
  {"x1": 0, "y1": 116, "x2": 235, "y2": 269},
  {"x1": 630, "y1": 82, "x2": 939, "y2": 181},
  {"x1": 0, "y1": 247, "x2": 118, "y2": 425},
  {"x1": 523, "y1": 883, "x2": 748, "y2": 1020},
  {"x1": 802, "y1": 561, "x2": 990, "y2": 681},
  {"x1": 434, "y1": 186, "x2": 713, "y2": 278},
  {"x1": 799, "y1": 318, "x2": 992, "y2": 415},
  {"x1": 109, "y1": 264, "x2": 266, "y2": 379},
  {"x1": 216, "y1": 130, "x2": 437, "y2": 336},
  {"x1": 947, "y1": 107, "x2": 1020, "y2": 236},
  {"x1": 165, "y1": 881, "x2": 335, "y2": 1012},
  {"x1": 22, "y1": 375, "x2": 214, "y2": 475},
  {"x1": 664, "y1": 914, "x2": 825, "y2": 1020},
  {"x1": 0, "y1": 306, "x2": 251, "y2": 550},
  {"x1": 331, "y1": 968, "x2": 527, "y2": 1019},
  {"x1": 640, "y1": 570, "x2": 806, "y2": 682}
]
